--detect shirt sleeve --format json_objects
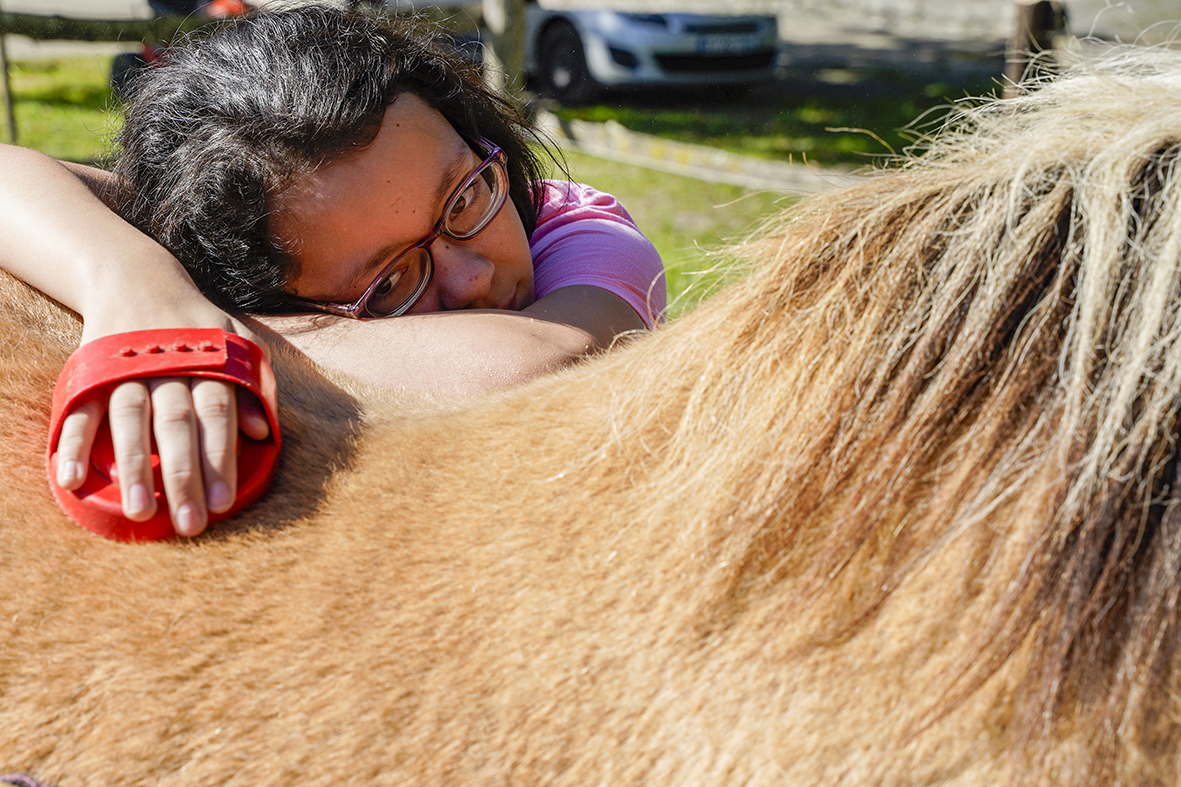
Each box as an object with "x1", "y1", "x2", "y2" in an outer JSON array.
[{"x1": 530, "y1": 180, "x2": 666, "y2": 328}]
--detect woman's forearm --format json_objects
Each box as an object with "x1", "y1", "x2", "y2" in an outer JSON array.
[
  {"x1": 261, "y1": 309, "x2": 593, "y2": 395},
  {"x1": 258, "y1": 285, "x2": 646, "y2": 395},
  {"x1": 0, "y1": 144, "x2": 209, "y2": 332}
]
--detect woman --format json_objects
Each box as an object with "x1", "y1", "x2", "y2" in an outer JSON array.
[{"x1": 0, "y1": 5, "x2": 665, "y2": 537}]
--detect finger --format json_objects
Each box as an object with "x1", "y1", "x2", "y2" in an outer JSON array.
[
  {"x1": 236, "y1": 387, "x2": 271, "y2": 441},
  {"x1": 108, "y1": 380, "x2": 157, "y2": 523},
  {"x1": 53, "y1": 397, "x2": 105, "y2": 490},
  {"x1": 191, "y1": 379, "x2": 237, "y2": 514},
  {"x1": 148, "y1": 377, "x2": 208, "y2": 537}
]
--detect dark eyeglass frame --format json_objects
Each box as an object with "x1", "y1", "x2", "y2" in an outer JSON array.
[{"x1": 288, "y1": 136, "x2": 508, "y2": 319}]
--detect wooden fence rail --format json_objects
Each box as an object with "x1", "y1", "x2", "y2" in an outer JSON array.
[{"x1": 0, "y1": 12, "x2": 207, "y2": 43}]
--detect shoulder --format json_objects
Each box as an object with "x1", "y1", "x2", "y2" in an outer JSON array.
[
  {"x1": 535, "y1": 179, "x2": 636, "y2": 228},
  {"x1": 528, "y1": 180, "x2": 666, "y2": 326}
]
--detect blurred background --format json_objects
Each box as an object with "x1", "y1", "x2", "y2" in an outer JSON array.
[{"x1": 1, "y1": 0, "x2": 1178, "y2": 313}]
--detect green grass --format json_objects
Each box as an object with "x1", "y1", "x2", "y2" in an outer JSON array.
[
  {"x1": 554, "y1": 150, "x2": 791, "y2": 316},
  {"x1": 1, "y1": 56, "x2": 122, "y2": 163},
  {"x1": 5, "y1": 59, "x2": 996, "y2": 171}
]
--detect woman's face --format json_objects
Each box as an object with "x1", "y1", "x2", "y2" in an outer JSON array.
[{"x1": 272, "y1": 93, "x2": 536, "y2": 314}]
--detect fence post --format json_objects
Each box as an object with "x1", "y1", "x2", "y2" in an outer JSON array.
[
  {"x1": 1005, "y1": 0, "x2": 1067, "y2": 97},
  {"x1": 482, "y1": 0, "x2": 527, "y2": 97},
  {"x1": 0, "y1": 1, "x2": 16, "y2": 144}
]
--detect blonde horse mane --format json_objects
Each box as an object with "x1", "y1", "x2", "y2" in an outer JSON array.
[{"x1": 2, "y1": 43, "x2": 1181, "y2": 786}]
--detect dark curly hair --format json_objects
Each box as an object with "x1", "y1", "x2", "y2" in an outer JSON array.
[{"x1": 113, "y1": 4, "x2": 551, "y2": 313}]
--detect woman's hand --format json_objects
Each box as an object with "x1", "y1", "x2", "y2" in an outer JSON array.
[
  {"x1": 53, "y1": 373, "x2": 272, "y2": 537},
  {"x1": 52, "y1": 309, "x2": 272, "y2": 537}
]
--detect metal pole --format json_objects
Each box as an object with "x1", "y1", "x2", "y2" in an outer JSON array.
[{"x1": 0, "y1": 0, "x2": 17, "y2": 144}]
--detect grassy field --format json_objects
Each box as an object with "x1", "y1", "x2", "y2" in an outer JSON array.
[
  {"x1": 550, "y1": 68, "x2": 1003, "y2": 170},
  {"x1": 555, "y1": 151, "x2": 788, "y2": 315},
  {"x1": 1, "y1": 53, "x2": 989, "y2": 315},
  {"x1": 0, "y1": 53, "x2": 798, "y2": 314},
  {"x1": 1, "y1": 56, "x2": 121, "y2": 163}
]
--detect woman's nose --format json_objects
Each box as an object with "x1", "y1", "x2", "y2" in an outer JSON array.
[{"x1": 426, "y1": 240, "x2": 496, "y2": 311}]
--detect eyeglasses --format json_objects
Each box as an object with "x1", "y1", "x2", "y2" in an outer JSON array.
[{"x1": 290, "y1": 137, "x2": 509, "y2": 319}]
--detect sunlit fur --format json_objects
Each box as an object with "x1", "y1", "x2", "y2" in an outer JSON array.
[{"x1": 4, "y1": 45, "x2": 1181, "y2": 786}]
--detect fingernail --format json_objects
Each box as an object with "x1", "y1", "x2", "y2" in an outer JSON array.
[
  {"x1": 57, "y1": 459, "x2": 84, "y2": 488},
  {"x1": 208, "y1": 481, "x2": 233, "y2": 512},
  {"x1": 126, "y1": 484, "x2": 151, "y2": 517},
  {"x1": 175, "y1": 503, "x2": 202, "y2": 536}
]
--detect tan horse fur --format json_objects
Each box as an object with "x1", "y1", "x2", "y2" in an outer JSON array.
[{"x1": 3, "y1": 46, "x2": 1181, "y2": 786}]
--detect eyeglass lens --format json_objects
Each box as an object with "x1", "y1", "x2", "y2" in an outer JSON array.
[
  {"x1": 366, "y1": 248, "x2": 432, "y2": 317},
  {"x1": 445, "y1": 162, "x2": 505, "y2": 238}
]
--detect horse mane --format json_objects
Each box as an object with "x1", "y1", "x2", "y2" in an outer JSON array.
[
  {"x1": 3, "y1": 43, "x2": 1181, "y2": 787},
  {"x1": 574, "y1": 44, "x2": 1181, "y2": 779}
]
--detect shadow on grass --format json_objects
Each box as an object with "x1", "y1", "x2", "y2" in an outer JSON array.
[
  {"x1": 9, "y1": 59, "x2": 116, "y2": 113},
  {"x1": 14, "y1": 83, "x2": 112, "y2": 113},
  {"x1": 545, "y1": 46, "x2": 1006, "y2": 169}
]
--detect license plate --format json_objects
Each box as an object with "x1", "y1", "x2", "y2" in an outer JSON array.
[{"x1": 698, "y1": 34, "x2": 759, "y2": 54}]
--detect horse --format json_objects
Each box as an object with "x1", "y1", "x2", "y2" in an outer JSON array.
[{"x1": 3, "y1": 44, "x2": 1181, "y2": 786}]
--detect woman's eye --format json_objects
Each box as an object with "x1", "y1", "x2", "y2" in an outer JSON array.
[
  {"x1": 449, "y1": 183, "x2": 477, "y2": 220},
  {"x1": 446, "y1": 175, "x2": 493, "y2": 236},
  {"x1": 365, "y1": 248, "x2": 430, "y2": 316},
  {"x1": 373, "y1": 267, "x2": 403, "y2": 298}
]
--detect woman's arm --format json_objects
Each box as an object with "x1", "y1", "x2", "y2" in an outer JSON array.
[
  {"x1": 0, "y1": 144, "x2": 268, "y2": 536},
  {"x1": 0, "y1": 146, "x2": 193, "y2": 329},
  {"x1": 259, "y1": 284, "x2": 644, "y2": 395}
]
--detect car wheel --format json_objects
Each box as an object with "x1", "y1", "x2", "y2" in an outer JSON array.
[{"x1": 536, "y1": 21, "x2": 597, "y2": 106}]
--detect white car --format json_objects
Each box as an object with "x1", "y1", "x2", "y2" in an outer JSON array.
[{"x1": 524, "y1": 8, "x2": 779, "y2": 105}]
